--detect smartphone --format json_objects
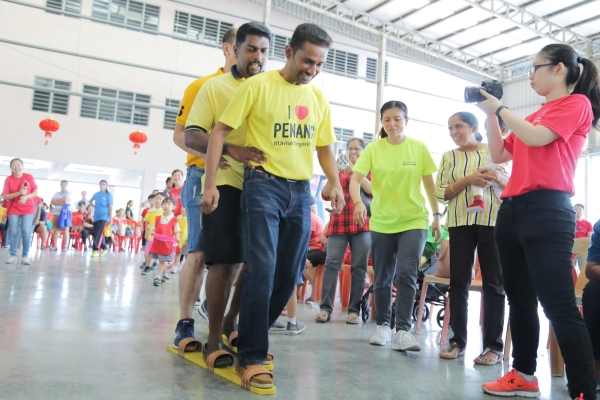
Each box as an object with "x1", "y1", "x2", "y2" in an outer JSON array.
[
  {"x1": 337, "y1": 149, "x2": 349, "y2": 170},
  {"x1": 325, "y1": 208, "x2": 333, "y2": 213}
]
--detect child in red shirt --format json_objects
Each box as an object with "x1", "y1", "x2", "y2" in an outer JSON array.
[
  {"x1": 477, "y1": 44, "x2": 600, "y2": 399},
  {"x1": 149, "y1": 197, "x2": 179, "y2": 287}
]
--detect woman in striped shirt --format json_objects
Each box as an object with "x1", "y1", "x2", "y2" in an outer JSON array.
[{"x1": 434, "y1": 112, "x2": 508, "y2": 364}]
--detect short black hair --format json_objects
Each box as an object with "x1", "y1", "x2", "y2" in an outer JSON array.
[
  {"x1": 165, "y1": 177, "x2": 172, "y2": 184},
  {"x1": 77, "y1": 201, "x2": 86, "y2": 207},
  {"x1": 289, "y1": 23, "x2": 332, "y2": 53},
  {"x1": 347, "y1": 138, "x2": 366, "y2": 149},
  {"x1": 222, "y1": 27, "x2": 237, "y2": 45},
  {"x1": 162, "y1": 197, "x2": 175, "y2": 206},
  {"x1": 236, "y1": 21, "x2": 272, "y2": 47},
  {"x1": 148, "y1": 194, "x2": 155, "y2": 200},
  {"x1": 61, "y1": 180, "x2": 68, "y2": 184},
  {"x1": 574, "y1": 203, "x2": 585, "y2": 209}
]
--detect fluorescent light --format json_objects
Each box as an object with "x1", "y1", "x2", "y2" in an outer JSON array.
[
  {"x1": 485, "y1": 30, "x2": 500, "y2": 39},
  {"x1": 74, "y1": 167, "x2": 104, "y2": 173},
  {"x1": 439, "y1": 11, "x2": 455, "y2": 20},
  {"x1": 413, "y1": 0, "x2": 430, "y2": 10}
]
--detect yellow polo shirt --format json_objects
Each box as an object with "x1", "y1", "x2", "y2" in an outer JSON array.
[
  {"x1": 186, "y1": 68, "x2": 247, "y2": 191},
  {"x1": 177, "y1": 68, "x2": 224, "y2": 169},
  {"x1": 219, "y1": 70, "x2": 336, "y2": 180}
]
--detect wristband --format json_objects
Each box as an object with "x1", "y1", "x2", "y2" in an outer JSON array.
[
  {"x1": 495, "y1": 105, "x2": 508, "y2": 118},
  {"x1": 222, "y1": 143, "x2": 230, "y2": 156},
  {"x1": 433, "y1": 213, "x2": 443, "y2": 217}
]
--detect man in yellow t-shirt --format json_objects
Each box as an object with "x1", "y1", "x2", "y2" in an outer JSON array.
[
  {"x1": 201, "y1": 23, "x2": 345, "y2": 388},
  {"x1": 179, "y1": 21, "x2": 272, "y2": 365},
  {"x1": 171, "y1": 28, "x2": 237, "y2": 343}
]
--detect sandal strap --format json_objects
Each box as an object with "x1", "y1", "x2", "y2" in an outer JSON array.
[
  {"x1": 177, "y1": 338, "x2": 202, "y2": 357},
  {"x1": 241, "y1": 365, "x2": 273, "y2": 390},
  {"x1": 228, "y1": 331, "x2": 238, "y2": 346},
  {"x1": 446, "y1": 343, "x2": 463, "y2": 353},
  {"x1": 267, "y1": 351, "x2": 274, "y2": 362},
  {"x1": 480, "y1": 347, "x2": 503, "y2": 358},
  {"x1": 206, "y1": 349, "x2": 233, "y2": 372}
]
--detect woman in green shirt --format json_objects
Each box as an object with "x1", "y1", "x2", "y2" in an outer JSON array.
[{"x1": 351, "y1": 100, "x2": 442, "y2": 350}]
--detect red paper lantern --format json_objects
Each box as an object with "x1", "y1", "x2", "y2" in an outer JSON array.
[
  {"x1": 39, "y1": 118, "x2": 60, "y2": 145},
  {"x1": 129, "y1": 130, "x2": 147, "y2": 155}
]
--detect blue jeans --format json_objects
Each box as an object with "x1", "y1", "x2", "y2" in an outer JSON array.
[
  {"x1": 237, "y1": 168, "x2": 311, "y2": 366},
  {"x1": 8, "y1": 214, "x2": 34, "y2": 257},
  {"x1": 182, "y1": 165, "x2": 204, "y2": 252}
]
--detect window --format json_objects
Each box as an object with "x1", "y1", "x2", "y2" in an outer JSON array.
[
  {"x1": 334, "y1": 127, "x2": 355, "y2": 151},
  {"x1": 92, "y1": 0, "x2": 160, "y2": 31},
  {"x1": 173, "y1": 11, "x2": 233, "y2": 45},
  {"x1": 366, "y1": 58, "x2": 388, "y2": 83},
  {"x1": 271, "y1": 34, "x2": 290, "y2": 61},
  {"x1": 363, "y1": 132, "x2": 374, "y2": 143},
  {"x1": 80, "y1": 85, "x2": 150, "y2": 125},
  {"x1": 163, "y1": 98, "x2": 180, "y2": 130},
  {"x1": 46, "y1": 0, "x2": 82, "y2": 13},
  {"x1": 324, "y1": 49, "x2": 359, "y2": 77},
  {"x1": 32, "y1": 77, "x2": 71, "y2": 115}
]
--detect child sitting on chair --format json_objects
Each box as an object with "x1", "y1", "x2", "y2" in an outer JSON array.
[
  {"x1": 149, "y1": 197, "x2": 179, "y2": 287},
  {"x1": 466, "y1": 117, "x2": 510, "y2": 213}
]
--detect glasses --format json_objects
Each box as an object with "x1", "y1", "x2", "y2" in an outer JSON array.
[
  {"x1": 528, "y1": 63, "x2": 555, "y2": 76},
  {"x1": 347, "y1": 147, "x2": 362, "y2": 152}
]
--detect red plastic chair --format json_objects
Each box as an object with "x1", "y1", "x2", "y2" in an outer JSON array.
[
  {"x1": 119, "y1": 220, "x2": 140, "y2": 253},
  {"x1": 69, "y1": 215, "x2": 84, "y2": 250}
]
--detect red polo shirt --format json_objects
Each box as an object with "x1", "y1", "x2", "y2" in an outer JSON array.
[{"x1": 501, "y1": 94, "x2": 592, "y2": 199}]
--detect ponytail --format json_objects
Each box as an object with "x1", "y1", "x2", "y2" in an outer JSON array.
[
  {"x1": 540, "y1": 44, "x2": 600, "y2": 128},
  {"x1": 572, "y1": 58, "x2": 600, "y2": 128}
]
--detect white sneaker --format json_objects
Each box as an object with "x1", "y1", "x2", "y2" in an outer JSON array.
[
  {"x1": 6, "y1": 256, "x2": 17, "y2": 264},
  {"x1": 22, "y1": 257, "x2": 31, "y2": 265},
  {"x1": 369, "y1": 323, "x2": 392, "y2": 346},
  {"x1": 392, "y1": 330, "x2": 421, "y2": 351}
]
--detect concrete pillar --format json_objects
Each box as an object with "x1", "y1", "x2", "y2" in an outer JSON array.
[
  {"x1": 263, "y1": 0, "x2": 272, "y2": 27},
  {"x1": 375, "y1": 33, "x2": 386, "y2": 134}
]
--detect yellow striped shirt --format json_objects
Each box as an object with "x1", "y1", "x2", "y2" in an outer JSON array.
[{"x1": 434, "y1": 144, "x2": 507, "y2": 228}]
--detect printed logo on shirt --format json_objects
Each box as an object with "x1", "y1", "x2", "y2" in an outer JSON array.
[
  {"x1": 403, "y1": 155, "x2": 417, "y2": 166},
  {"x1": 272, "y1": 105, "x2": 314, "y2": 147},
  {"x1": 533, "y1": 109, "x2": 549, "y2": 124},
  {"x1": 178, "y1": 105, "x2": 184, "y2": 117}
]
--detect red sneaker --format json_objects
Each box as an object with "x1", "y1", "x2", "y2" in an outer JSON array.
[
  {"x1": 482, "y1": 369, "x2": 541, "y2": 397},
  {"x1": 466, "y1": 199, "x2": 485, "y2": 213}
]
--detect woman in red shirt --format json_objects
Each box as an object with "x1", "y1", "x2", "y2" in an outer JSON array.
[
  {"x1": 477, "y1": 44, "x2": 600, "y2": 400},
  {"x1": 169, "y1": 169, "x2": 185, "y2": 217},
  {"x1": 1, "y1": 158, "x2": 38, "y2": 265}
]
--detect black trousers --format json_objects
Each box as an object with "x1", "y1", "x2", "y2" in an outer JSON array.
[
  {"x1": 92, "y1": 220, "x2": 107, "y2": 251},
  {"x1": 81, "y1": 229, "x2": 93, "y2": 247},
  {"x1": 448, "y1": 225, "x2": 505, "y2": 351},
  {"x1": 307, "y1": 249, "x2": 326, "y2": 266},
  {"x1": 582, "y1": 278, "x2": 600, "y2": 361},
  {"x1": 495, "y1": 190, "x2": 596, "y2": 399}
]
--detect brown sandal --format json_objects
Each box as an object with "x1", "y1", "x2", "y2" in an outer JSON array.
[
  {"x1": 474, "y1": 348, "x2": 503, "y2": 365},
  {"x1": 236, "y1": 364, "x2": 274, "y2": 390},
  {"x1": 264, "y1": 351, "x2": 274, "y2": 365},
  {"x1": 203, "y1": 343, "x2": 234, "y2": 372},
  {"x1": 439, "y1": 343, "x2": 465, "y2": 359},
  {"x1": 175, "y1": 338, "x2": 202, "y2": 356}
]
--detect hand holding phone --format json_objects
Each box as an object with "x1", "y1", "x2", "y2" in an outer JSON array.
[{"x1": 337, "y1": 149, "x2": 349, "y2": 170}]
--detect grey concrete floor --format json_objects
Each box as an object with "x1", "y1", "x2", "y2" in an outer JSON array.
[{"x1": 0, "y1": 247, "x2": 571, "y2": 400}]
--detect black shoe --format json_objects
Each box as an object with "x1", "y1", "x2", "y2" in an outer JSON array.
[
  {"x1": 141, "y1": 266, "x2": 152, "y2": 275},
  {"x1": 173, "y1": 319, "x2": 195, "y2": 348}
]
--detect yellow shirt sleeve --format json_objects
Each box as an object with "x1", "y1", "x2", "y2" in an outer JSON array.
[
  {"x1": 176, "y1": 83, "x2": 201, "y2": 126},
  {"x1": 219, "y1": 80, "x2": 254, "y2": 130},
  {"x1": 434, "y1": 153, "x2": 449, "y2": 203},
  {"x1": 315, "y1": 98, "x2": 336, "y2": 147},
  {"x1": 352, "y1": 143, "x2": 372, "y2": 176},
  {"x1": 185, "y1": 83, "x2": 216, "y2": 132}
]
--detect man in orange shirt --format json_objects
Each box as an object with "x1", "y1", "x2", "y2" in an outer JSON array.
[{"x1": 172, "y1": 28, "x2": 238, "y2": 348}]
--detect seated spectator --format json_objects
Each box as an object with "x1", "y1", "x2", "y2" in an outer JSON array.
[
  {"x1": 33, "y1": 196, "x2": 48, "y2": 250},
  {"x1": 80, "y1": 205, "x2": 94, "y2": 251},
  {"x1": 583, "y1": 220, "x2": 600, "y2": 392},
  {"x1": 125, "y1": 200, "x2": 135, "y2": 220},
  {"x1": 0, "y1": 203, "x2": 7, "y2": 247}
]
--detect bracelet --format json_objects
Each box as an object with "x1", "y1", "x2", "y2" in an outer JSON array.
[
  {"x1": 222, "y1": 143, "x2": 230, "y2": 156},
  {"x1": 450, "y1": 184, "x2": 457, "y2": 194},
  {"x1": 495, "y1": 105, "x2": 508, "y2": 118}
]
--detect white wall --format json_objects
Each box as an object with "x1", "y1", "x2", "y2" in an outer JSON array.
[{"x1": 0, "y1": 0, "x2": 488, "y2": 202}]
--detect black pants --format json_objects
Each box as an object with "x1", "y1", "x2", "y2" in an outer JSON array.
[
  {"x1": 495, "y1": 190, "x2": 596, "y2": 399},
  {"x1": 92, "y1": 220, "x2": 107, "y2": 251},
  {"x1": 307, "y1": 249, "x2": 326, "y2": 266},
  {"x1": 582, "y1": 278, "x2": 600, "y2": 361},
  {"x1": 141, "y1": 229, "x2": 146, "y2": 246},
  {"x1": 81, "y1": 229, "x2": 93, "y2": 247},
  {"x1": 448, "y1": 225, "x2": 505, "y2": 351}
]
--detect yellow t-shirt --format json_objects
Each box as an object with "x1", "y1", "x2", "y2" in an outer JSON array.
[
  {"x1": 178, "y1": 68, "x2": 224, "y2": 169},
  {"x1": 144, "y1": 208, "x2": 164, "y2": 239},
  {"x1": 219, "y1": 70, "x2": 336, "y2": 180},
  {"x1": 353, "y1": 137, "x2": 438, "y2": 234},
  {"x1": 186, "y1": 69, "x2": 247, "y2": 191},
  {"x1": 177, "y1": 215, "x2": 188, "y2": 248},
  {"x1": 0, "y1": 207, "x2": 6, "y2": 222}
]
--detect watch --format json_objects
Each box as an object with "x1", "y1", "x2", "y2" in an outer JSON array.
[
  {"x1": 433, "y1": 212, "x2": 443, "y2": 217},
  {"x1": 495, "y1": 105, "x2": 508, "y2": 118},
  {"x1": 222, "y1": 143, "x2": 230, "y2": 156}
]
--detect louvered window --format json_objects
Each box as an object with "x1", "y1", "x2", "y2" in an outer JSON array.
[
  {"x1": 363, "y1": 132, "x2": 374, "y2": 143},
  {"x1": 324, "y1": 49, "x2": 359, "y2": 77},
  {"x1": 46, "y1": 0, "x2": 82, "y2": 13},
  {"x1": 163, "y1": 98, "x2": 180, "y2": 130},
  {"x1": 366, "y1": 58, "x2": 388, "y2": 83},
  {"x1": 80, "y1": 85, "x2": 150, "y2": 125},
  {"x1": 92, "y1": 0, "x2": 159, "y2": 31},
  {"x1": 270, "y1": 35, "x2": 290, "y2": 61},
  {"x1": 173, "y1": 11, "x2": 233, "y2": 45},
  {"x1": 32, "y1": 77, "x2": 71, "y2": 115}
]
